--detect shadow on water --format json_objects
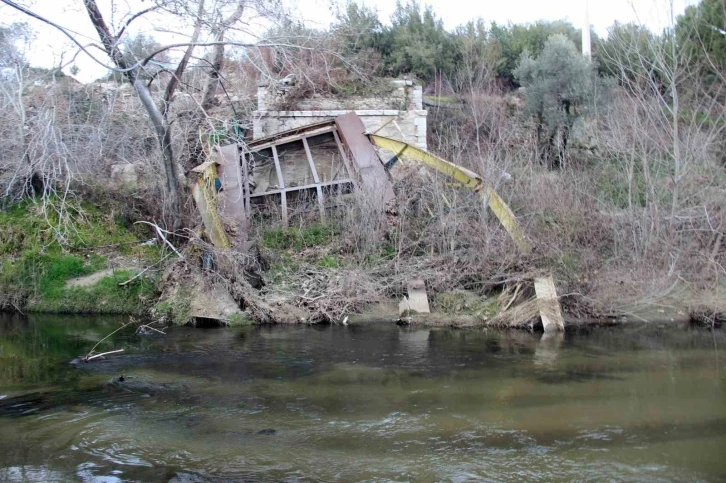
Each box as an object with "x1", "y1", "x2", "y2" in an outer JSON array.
[{"x1": 1, "y1": 313, "x2": 725, "y2": 481}]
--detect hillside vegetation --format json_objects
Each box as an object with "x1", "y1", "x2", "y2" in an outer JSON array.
[{"x1": 0, "y1": 0, "x2": 723, "y2": 323}]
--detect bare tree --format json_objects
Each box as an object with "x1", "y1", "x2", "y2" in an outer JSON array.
[
  {"x1": 82, "y1": 0, "x2": 187, "y2": 232},
  {"x1": 596, "y1": 2, "x2": 725, "y2": 279}
]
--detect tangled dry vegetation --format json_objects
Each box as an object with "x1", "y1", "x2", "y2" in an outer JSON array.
[
  {"x1": 0, "y1": 43, "x2": 723, "y2": 326},
  {"x1": 227, "y1": 79, "x2": 725, "y2": 325}
]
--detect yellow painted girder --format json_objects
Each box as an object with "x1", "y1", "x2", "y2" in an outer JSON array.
[
  {"x1": 369, "y1": 135, "x2": 531, "y2": 253},
  {"x1": 191, "y1": 162, "x2": 230, "y2": 249}
]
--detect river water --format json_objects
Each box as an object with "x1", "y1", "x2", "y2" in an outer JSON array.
[{"x1": 0, "y1": 313, "x2": 725, "y2": 482}]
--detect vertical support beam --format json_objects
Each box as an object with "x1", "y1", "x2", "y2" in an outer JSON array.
[
  {"x1": 241, "y1": 151, "x2": 251, "y2": 219},
  {"x1": 534, "y1": 276, "x2": 565, "y2": 332},
  {"x1": 302, "y1": 137, "x2": 325, "y2": 220},
  {"x1": 271, "y1": 145, "x2": 288, "y2": 227},
  {"x1": 332, "y1": 129, "x2": 354, "y2": 179}
]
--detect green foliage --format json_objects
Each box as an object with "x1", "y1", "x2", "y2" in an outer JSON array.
[
  {"x1": 490, "y1": 20, "x2": 585, "y2": 86},
  {"x1": 305, "y1": 1, "x2": 591, "y2": 86},
  {"x1": 515, "y1": 34, "x2": 598, "y2": 134},
  {"x1": 27, "y1": 270, "x2": 159, "y2": 314},
  {"x1": 596, "y1": 160, "x2": 648, "y2": 210},
  {"x1": 262, "y1": 224, "x2": 337, "y2": 250},
  {"x1": 384, "y1": 1, "x2": 458, "y2": 81},
  {"x1": 0, "y1": 199, "x2": 161, "y2": 314},
  {"x1": 154, "y1": 289, "x2": 191, "y2": 326},
  {"x1": 318, "y1": 256, "x2": 340, "y2": 268},
  {"x1": 677, "y1": 0, "x2": 726, "y2": 76},
  {"x1": 597, "y1": 22, "x2": 661, "y2": 83},
  {"x1": 334, "y1": 2, "x2": 386, "y2": 57},
  {"x1": 228, "y1": 312, "x2": 255, "y2": 326}
]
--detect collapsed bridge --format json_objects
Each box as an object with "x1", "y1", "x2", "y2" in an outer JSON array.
[
  {"x1": 190, "y1": 112, "x2": 562, "y2": 331},
  {"x1": 192, "y1": 112, "x2": 529, "y2": 254}
]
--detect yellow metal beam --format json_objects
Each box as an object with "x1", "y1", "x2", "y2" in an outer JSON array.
[
  {"x1": 191, "y1": 162, "x2": 231, "y2": 249},
  {"x1": 368, "y1": 135, "x2": 531, "y2": 253}
]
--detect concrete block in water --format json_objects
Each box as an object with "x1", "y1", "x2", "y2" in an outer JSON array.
[
  {"x1": 406, "y1": 279, "x2": 430, "y2": 314},
  {"x1": 534, "y1": 276, "x2": 565, "y2": 332}
]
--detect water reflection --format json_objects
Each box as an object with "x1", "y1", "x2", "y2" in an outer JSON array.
[
  {"x1": 0, "y1": 315, "x2": 725, "y2": 481},
  {"x1": 534, "y1": 331, "x2": 564, "y2": 368}
]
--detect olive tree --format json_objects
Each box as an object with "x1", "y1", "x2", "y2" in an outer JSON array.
[{"x1": 514, "y1": 34, "x2": 597, "y2": 168}]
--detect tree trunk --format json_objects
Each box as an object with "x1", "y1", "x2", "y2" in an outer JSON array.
[
  {"x1": 83, "y1": 0, "x2": 183, "y2": 232},
  {"x1": 182, "y1": 2, "x2": 245, "y2": 172}
]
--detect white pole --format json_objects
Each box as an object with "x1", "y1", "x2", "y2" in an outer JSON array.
[{"x1": 582, "y1": 0, "x2": 592, "y2": 60}]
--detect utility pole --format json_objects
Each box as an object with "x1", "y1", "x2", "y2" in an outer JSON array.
[{"x1": 582, "y1": 0, "x2": 592, "y2": 59}]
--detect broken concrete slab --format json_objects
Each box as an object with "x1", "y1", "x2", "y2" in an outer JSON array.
[
  {"x1": 406, "y1": 279, "x2": 430, "y2": 314},
  {"x1": 534, "y1": 276, "x2": 565, "y2": 332},
  {"x1": 189, "y1": 283, "x2": 244, "y2": 326}
]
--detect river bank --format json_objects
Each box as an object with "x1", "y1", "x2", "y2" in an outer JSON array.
[
  {"x1": 0, "y1": 199, "x2": 161, "y2": 316},
  {"x1": 1, "y1": 196, "x2": 724, "y2": 330}
]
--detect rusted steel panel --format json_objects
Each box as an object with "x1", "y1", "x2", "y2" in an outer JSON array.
[
  {"x1": 335, "y1": 112, "x2": 395, "y2": 203},
  {"x1": 214, "y1": 144, "x2": 249, "y2": 249}
]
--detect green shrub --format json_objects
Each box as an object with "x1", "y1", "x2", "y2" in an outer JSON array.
[
  {"x1": 262, "y1": 224, "x2": 337, "y2": 250},
  {"x1": 318, "y1": 256, "x2": 340, "y2": 268},
  {"x1": 228, "y1": 312, "x2": 254, "y2": 326}
]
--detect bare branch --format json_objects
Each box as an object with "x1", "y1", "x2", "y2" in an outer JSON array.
[
  {"x1": 115, "y1": 5, "x2": 160, "y2": 42},
  {"x1": 162, "y1": 0, "x2": 206, "y2": 115}
]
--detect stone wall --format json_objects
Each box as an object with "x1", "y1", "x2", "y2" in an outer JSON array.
[{"x1": 252, "y1": 80, "x2": 428, "y2": 150}]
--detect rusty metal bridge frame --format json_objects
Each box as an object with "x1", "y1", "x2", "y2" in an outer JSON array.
[{"x1": 193, "y1": 112, "x2": 529, "y2": 254}]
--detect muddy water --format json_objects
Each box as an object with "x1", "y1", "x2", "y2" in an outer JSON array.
[{"x1": 0, "y1": 314, "x2": 725, "y2": 482}]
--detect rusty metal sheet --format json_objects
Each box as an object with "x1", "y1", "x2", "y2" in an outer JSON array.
[
  {"x1": 335, "y1": 112, "x2": 395, "y2": 203},
  {"x1": 215, "y1": 144, "x2": 249, "y2": 249}
]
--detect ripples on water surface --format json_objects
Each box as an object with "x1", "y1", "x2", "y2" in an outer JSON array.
[{"x1": 0, "y1": 313, "x2": 725, "y2": 481}]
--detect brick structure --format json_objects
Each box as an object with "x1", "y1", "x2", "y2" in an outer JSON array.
[{"x1": 252, "y1": 80, "x2": 428, "y2": 150}]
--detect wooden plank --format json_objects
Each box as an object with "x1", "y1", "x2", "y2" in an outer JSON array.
[
  {"x1": 249, "y1": 126, "x2": 336, "y2": 153},
  {"x1": 302, "y1": 137, "x2": 321, "y2": 183},
  {"x1": 315, "y1": 186, "x2": 325, "y2": 220},
  {"x1": 332, "y1": 129, "x2": 355, "y2": 180},
  {"x1": 215, "y1": 144, "x2": 248, "y2": 250},
  {"x1": 271, "y1": 145, "x2": 288, "y2": 226},
  {"x1": 302, "y1": 137, "x2": 325, "y2": 219},
  {"x1": 534, "y1": 276, "x2": 565, "y2": 332},
  {"x1": 248, "y1": 179, "x2": 353, "y2": 198},
  {"x1": 241, "y1": 152, "x2": 251, "y2": 218}
]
